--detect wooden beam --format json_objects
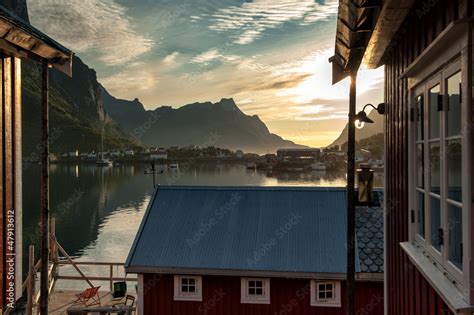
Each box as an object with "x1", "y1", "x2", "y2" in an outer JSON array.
[
  {"x1": 50, "y1": 234, "x2": 95, "y2": 288},
  {"x1": 39, "y1": 59, "x2": 49, "y2": 315}
]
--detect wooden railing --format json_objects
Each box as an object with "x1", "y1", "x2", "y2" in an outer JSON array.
[
  {"x1": 23, "y1": 219, "x2": 135, "y2": 315},
  {"x1": 56, "y1": 261, "x2": 137, "y2": 292}
]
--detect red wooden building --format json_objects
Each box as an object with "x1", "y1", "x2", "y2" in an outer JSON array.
[
  {"x1": 332, "y1": 0, "x2": 473, "y2": 314},
  {"x1": 126, "y1": 187, "x2": 384, "y2": 315},
  {"x1": 0, "y1": 1, "x2": 72, "y2": 311}
]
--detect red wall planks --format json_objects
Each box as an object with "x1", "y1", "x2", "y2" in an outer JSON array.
[
  {"x1": 384, "y1": 0, "x2": 471, "y2": 314},
  {"x1": 142, "y1": 275, "x2": 383, "y2": 315}
]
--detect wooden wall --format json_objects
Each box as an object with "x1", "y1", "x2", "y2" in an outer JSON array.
[
  {"x1": 142, "y1": 274, "x2": 383, "y2": 315},
  {"x1": 384, "y1": 0, "x2": 472, "y2": 314},
  {"x1": 0, "y1": 56, "x2": 22, "y2": 310}
]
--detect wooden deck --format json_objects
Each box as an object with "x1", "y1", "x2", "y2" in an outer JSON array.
[{"x1": 48, "y1": 290, "x2": 137, "y2": 315}]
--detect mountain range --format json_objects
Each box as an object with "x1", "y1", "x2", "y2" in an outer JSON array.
[
  {"x1": 21, "y1": 55, "x2": 303, "y2": 155},
  {"x1": 102, "y1": 93, "x2": 303, "y2": 154}
]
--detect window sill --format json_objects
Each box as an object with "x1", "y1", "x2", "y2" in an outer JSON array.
[
  {"x1": 400, "y1": 242, "x2": 474, "y2": 314},
  {"x1": 240, "y1": 298, "x2": 270, "y2": 305},
  {"x1": 310, "y1": 301, "x2": 341, "y2": 308},
  {"x1": 173, "y1": 295, "x2": 202, "y2": 302}
]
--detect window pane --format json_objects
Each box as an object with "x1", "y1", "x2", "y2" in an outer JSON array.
[
  {"x1": 431, "y1": 197, "x2": 441, "y2": 251},
  {"x1": 429, "y1": 85, "x2": 440, "y2": 139},
  {"x1": 319, "y1": 291, "x2": 325, "y2": 299},
  {"x1": 255, "y1": 288, "x2": 263, "y2": 295},
  {"x1": 448, "y1": 204, "x2": 462, "y2": 269},
  {"x1": 418, "y1": 191, "x2": 425, "y2": 238},
  {"x1": 249, "y1": 288, "x2": 255, "y2": 295},
  {"x1": 447, "y1": 139, "x2": 462, "y2": 202},
  {"x1": 417, "y1": 95, "x2": 424, "y2": 140},
  {"x1": 189, "y1": 278, "x2": 195, "y2": 285},
  {"x1": 182, "y1": 285, "x2": 188, "y2": 292},
  {"x1": 429, "y1": 142, "x2": 440, "y2": 194},
  {"x1": 326, "y1": 291, "x2": 333, "y2": 299},
  {"x1": 447, "y1": 72, "x2": 462, "y2": 137},
  {"x1": 417, "y1": 144, "x2": 424, "y2": 188}
]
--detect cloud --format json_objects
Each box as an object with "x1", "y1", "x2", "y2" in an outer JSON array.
[
  {"x1": 208, "y1": 0, "x2": 338, "y2": 45},
  {"x1": 27, "y1": 0, "x2": 154, "y2": 65},
  {"x1": 163, "y1": 52, "x2": 180, "y2": 64},
  {"x1": 190, "y1": 48, "x2": 241, "y2": 65}
]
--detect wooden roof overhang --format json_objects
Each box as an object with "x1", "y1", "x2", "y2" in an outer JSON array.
[
  {"x1": 331, "y1": 0, "x2": 415, "y2": 84},
  {"x1": 0, "y1": 5, "x2": 73, "y2": 76}
]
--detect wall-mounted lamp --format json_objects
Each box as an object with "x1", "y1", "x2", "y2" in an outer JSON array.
[
  {"x1": 357, "y1": 163, "x2": 374, "y2": 205},
  {"x1": 355, "y1": 103, "x2": 385, "y2": 129}
]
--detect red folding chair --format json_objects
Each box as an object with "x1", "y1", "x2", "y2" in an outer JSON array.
[{"x1": 75, "y1": 286, "x2": 101, "y2": 307}]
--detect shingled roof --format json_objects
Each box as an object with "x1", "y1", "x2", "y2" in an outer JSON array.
[
  {"x1": 356, "y1": 191, "x2": 384, "y2": 273},
  {"x1": 126, "y1": 186, "x2": 383, "y2": 280}
]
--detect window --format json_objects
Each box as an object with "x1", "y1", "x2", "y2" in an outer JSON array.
[
  {"x1": 173, "y1": 276, "x2": 202, "y2": 301},
  {"x1": 240, "y1": 278, "x2": 270, "y2": 304},
  {"x1": 410, "y1": 61, "x2": 465, "y2": 284},
  {"x1": 310, "y1": 281, "x2": 341, "y2": 307}
]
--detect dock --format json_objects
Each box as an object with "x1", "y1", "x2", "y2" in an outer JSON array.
[{"x1": 20, "y1": 219, "x2": 137, "y2": 315}]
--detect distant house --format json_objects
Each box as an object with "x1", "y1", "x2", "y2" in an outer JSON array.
[
  {"x1": 110, "y1": 150, "x2": 122, "y2": 158},
  {"x1": 331, "y1": 0, "x2": 472, "y2": 313},
  {"x1": 277, "y1": 148, "x2": 321, "y2": 161},
  {"x1": 0, "y1": 2, "x2": 73, "y2": 308},
  {"x1": 124, "y1": 149, "x2": 135, "y2": 156},
  {"x1": 126, "y1": 187, "x2": 384, "y2": 315},
  {"x1": 150, "y1": 149, "x2": 168, "y2": 160}
]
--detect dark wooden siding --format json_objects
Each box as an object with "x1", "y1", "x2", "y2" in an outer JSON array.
[
  {"x1": 0, "y1": 56, "x2": 21, "y2": 309},
  {"x1": 384, "y1": 0, "x2": 471, "y2": 314},
  {"x1": 142, "y1": 275, "x2": 383, "y2": 315}
]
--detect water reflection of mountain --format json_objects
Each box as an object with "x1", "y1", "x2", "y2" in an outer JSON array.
[{"x1": 22, "y1": 164, "x2": 153, "y2": 274}]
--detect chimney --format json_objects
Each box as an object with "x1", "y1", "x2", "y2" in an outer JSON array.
[{"x1": 2, "y1": 0, "x2": 29, "y2": 22}]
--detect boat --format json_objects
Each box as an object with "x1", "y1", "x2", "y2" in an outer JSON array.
[
  {"x1": 97, "y1": 112, "x2": 112, "y2": 167},
  {"x1": 169, "y1": 163, "x2": 179, "y2": 170},
  {"x1": 246, "y1": 163, "x2": 257, "y2": 170},
  {"x1": 311, "y1": 162, "x2": 327, "y2": 171},
  {"x1": 97, "y1": 158, "x2": 112, "y2": 167}
]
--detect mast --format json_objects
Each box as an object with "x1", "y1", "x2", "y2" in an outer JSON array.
[{"x1": 101, "y1": 121, "x2": 104, "y2": 160}]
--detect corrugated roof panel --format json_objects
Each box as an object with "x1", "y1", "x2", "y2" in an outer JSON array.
[{"x1": 126, "y1": 186, "x2": 382, "y2": 276}]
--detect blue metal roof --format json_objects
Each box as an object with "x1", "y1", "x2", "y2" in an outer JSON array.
[{"x1": 126, "y1": 186, "x2": 383, "y2": 276}]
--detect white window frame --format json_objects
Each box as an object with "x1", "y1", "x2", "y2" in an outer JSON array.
[
  {"x1": 240, "y1": 278, "x2": 270, "y2": 304},
  {"x1": 310, "y1": 280, "x2": 341, "y2": 307},
  {"x1": 173, "y1": 275, "x2": 202, "y2": 301},
  {"x1": 409, "y1": 57, "x2": 471, "y2": 290}
]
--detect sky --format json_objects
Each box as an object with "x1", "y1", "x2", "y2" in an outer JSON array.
[{"x1": 27, "y1": 0, "x2": 384, "y2": 148}]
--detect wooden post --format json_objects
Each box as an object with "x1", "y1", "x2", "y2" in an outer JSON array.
[
  {"x1": 346, "y1": 72, "x2": 357, "y2": 315},
  {"x1": 40, "y1": 59, "x2": 50, "y2": 315},
  {"x1": 50, "y1": 218, "x2": 58, "y2": 265},
  {"x1": 26, "y1": 246, "x2": 35, "y2": 315},
  {"x1": 110, "y1": 265, "x2": 114, "y2": 292}
]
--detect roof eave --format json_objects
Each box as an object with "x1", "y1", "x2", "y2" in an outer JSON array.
[
  {"x1": 331, "y1": 0, "x2": 416, "y2": 83},
  {"x1": 125, "y1": 266, "x2": 384, "y2": 282},
  {"x1": 362, "y1": 0, "x2": 416, "y2": 69},
  {"x1": 0, "y1": 6, "x2": 73, "y2": 76}
]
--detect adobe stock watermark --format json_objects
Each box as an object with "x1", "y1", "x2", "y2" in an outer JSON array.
[
  {"x1": 131, "y1": 112, "x2": 161, "y2": 139},
  {"x1": 247, "y1": 212, "x2": 303, "y2": 267},
  {"x1": 186, "y1": 193, "x2": 242, "y2": 248},
  {"x1": 198, "y1": 289, "x2": 226, "y2": 314},
  {"x1": 275, "y1": 282, "x2": 311, "y2": 315}
]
